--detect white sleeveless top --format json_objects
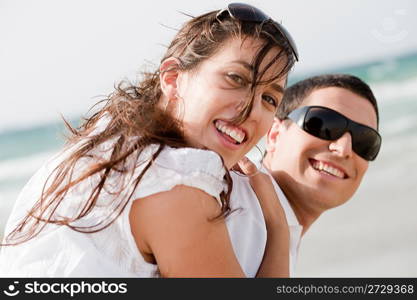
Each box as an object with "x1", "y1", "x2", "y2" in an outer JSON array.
[{"x1": 0, "y1": 139, "x2": 228, "y2": 277}]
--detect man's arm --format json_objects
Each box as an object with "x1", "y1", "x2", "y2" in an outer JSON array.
[
  {"x1": 237, "y1": 157, "x2": 290, "y2": 277},
  {"x1": 250, "y1": 173, "x2": 290, "y2": 277}
]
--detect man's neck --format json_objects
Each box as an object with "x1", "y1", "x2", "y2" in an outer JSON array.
[{"x1": 262, "y1": 160, "x2": 322, "y2": 236}]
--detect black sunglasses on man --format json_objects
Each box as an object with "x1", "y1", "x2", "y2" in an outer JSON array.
[{"x1": 286, "y1": 105, "x2": 381, "y2": 161}]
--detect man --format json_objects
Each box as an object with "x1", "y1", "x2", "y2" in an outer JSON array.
[{"x1": 226, "y1": 74, "x2": 381, "y2": 277}]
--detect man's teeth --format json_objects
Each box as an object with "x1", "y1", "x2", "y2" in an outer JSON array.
[
  {"x1": 215, "y1": 121, "x2": 245, "y2": 144},
  {"x1": 312, "y1": 160, "x2": 345, "y2": 178}
]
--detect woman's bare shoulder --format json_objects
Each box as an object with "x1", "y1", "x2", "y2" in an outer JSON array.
[{"x1": 129, "y1": 185, "x2": 244, "y2": 277}]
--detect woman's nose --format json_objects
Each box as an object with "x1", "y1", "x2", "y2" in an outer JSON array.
[{"x1": 245, "y1": 93, "x2": 264, "y2": 122}]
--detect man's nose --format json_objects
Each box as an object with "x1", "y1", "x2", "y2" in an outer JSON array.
[{"x1": 329, "y1": 132, "x2": 353, "y2": 159}]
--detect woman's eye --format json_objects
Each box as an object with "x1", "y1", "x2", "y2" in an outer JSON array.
[
  {"x1": 262, "y1": 94, "x2": 278, "y2": 107},
  {"x1": 227, "y1": 73, "x2": 246, "y2": 86}
]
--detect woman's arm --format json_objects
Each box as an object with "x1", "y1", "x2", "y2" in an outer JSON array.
[
  {"x1": 237, "y1": 157, "x2": 290, "y2": 278},
  {"x1": 129, "y1": 185, "x2": 246, "y2": 277}
]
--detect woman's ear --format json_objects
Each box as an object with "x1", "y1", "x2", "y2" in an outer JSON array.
[
  {"x1": 160, "y1": 57, "x2": 181, "y2": 100},
  {"x1": 265, "y1": 118, "x2": 283, "y2": 153}
]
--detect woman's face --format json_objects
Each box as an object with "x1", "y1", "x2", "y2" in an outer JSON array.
[{"x1": 174, "y1": 37, "x2": 288, "y2": 169}]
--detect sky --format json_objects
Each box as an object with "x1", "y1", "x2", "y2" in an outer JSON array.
[{"x1": 1, "y1": 0, "x2": 417, "y2": 131}]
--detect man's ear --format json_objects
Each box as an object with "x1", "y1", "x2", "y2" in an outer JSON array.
[
  {"x1": 266, "y1": 117, "x2": 284, "y2": 153},
  {"x1": 159, "y1": 57, "x2": 181, "y2": 100}
]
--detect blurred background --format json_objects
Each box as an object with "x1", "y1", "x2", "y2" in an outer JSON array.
[{"x1": 1, "y1": 0, "x2": 416, "y2": 276}]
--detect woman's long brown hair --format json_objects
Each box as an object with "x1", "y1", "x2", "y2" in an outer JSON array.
[{"x1": 3, "y1": 10, "x2": 296, "y2": 246}]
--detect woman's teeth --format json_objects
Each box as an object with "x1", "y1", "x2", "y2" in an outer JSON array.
[{"x1": 214, "y1": 120, "x2": 245, "y2": 144}]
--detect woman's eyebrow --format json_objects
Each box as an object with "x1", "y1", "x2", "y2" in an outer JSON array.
[
  {"x1": 271, "y1": 83, "x2": 284, "y2": 94},
  {"x1": 230, "y1": 60, "x2": 284, "y2": 93},
  {"x1": 231, "y1": 60, "x2": 254, "y2": 71}
]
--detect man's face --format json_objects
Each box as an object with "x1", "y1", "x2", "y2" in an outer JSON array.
[{"x1": 265, "y1": 87, "x2": 378, "y2": 213}]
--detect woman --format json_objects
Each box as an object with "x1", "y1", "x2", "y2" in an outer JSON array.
[{"x1": 0, "y1": 3, "x2": 298, "y2": 277}]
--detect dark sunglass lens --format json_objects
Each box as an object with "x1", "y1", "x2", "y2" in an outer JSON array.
[
  {"x1": 272, "y1": 22, "x2": 298, "y2": 61},
  {"x1": 226, "y1": 3, "x2": 298, "y2": 61},
  {"x1": 228, "y1": 3, "x2": 269, "y2": 22},
  {"x1": 352, "y1": 126, "x2": 381, "y2": 161},
  {"x1": 304, "y1": 108, "x2": 346, "y2": 140}
]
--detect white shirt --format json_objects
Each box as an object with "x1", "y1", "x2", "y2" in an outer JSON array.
[
  {"x1": 0, "y1": 143, "x2": 228, "y2": 277},
  {"x1": 0, "y1": 139, "x2": 298, "y2": 277},
  {"x1": 227, "y1": 167, "x2": 303, "y2": 277},
  {"x1": 0, "y1": 115, "x2": 301, "y2": 277}
]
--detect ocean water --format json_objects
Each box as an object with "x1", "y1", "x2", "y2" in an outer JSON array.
[{"x1": 1, "y1": 51, "x2": 417, "y2": 276}]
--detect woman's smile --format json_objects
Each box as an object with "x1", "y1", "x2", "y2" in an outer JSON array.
[
  {"x1": 213, "y1": 119, "x2": 248, "y2": 149},
  {"x1": 177, "y1": 37, "x2": 287, "y2": 168}
]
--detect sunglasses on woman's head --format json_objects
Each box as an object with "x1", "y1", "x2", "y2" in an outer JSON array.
[
  {"x1": 286, "y1": 106, "x2": 381, "y2": 161},
  {"x1": 216, "y1": 3, "x2": 299, "y2": 61}
]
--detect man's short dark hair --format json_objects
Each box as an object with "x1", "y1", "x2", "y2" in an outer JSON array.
[{"x1": 277, "y1": 74, "x2": 379, "y2": 128}]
